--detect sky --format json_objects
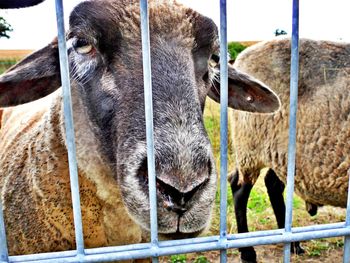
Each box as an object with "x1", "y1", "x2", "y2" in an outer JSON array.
[{"x1": 0, "y1": 0, "x2": 350, "y2": 50}]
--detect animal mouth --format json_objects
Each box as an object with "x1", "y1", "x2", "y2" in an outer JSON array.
[
  {"x1": 136, "y1": 157, "x2": 211, "y2": 235},
  {"x1": 159, "y1": 229, "x2": 205, "y2": 240},
  {"x1": 137, "y1": 159, "x2": 209, "y2": 208}
]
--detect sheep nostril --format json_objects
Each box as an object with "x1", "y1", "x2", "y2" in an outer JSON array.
[
  {"x1": 183, "y1": 179, "x2": 208, "y2": 203},
  {"x1": 157, "y1": 177, "x2": 208, "y2": 215},
  {"x1": 162, "y1": 198, "x2": 187, "y2": 216},
  {"x1": 163, "y1": 197, "x2": 187, "y2": 216},
  {"x1": 137, "y1": 158, "x2": 210, "y2": 216}
]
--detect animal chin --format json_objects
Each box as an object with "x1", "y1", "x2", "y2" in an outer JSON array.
[
  {"x1": 120, "y1": 181, "x2": 209, "y2": 237},
  {"x1": 156, "y1": 213, "x2": 207, "y2": 239},
  {"x1": 159, "y1": 228, "x2": 205, "y2": 240}
]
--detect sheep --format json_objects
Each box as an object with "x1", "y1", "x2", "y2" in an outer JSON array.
[
  {"x1": 229, "y1": 37, "x2": 350, "y2": 263},
  {"x1": 0, "y1": 0, "x2": 281, "y2": 259}
]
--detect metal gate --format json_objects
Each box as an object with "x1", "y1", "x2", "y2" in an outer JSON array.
[{"x1": 1, "y1": 0, "x2": 350, "y2": 262}]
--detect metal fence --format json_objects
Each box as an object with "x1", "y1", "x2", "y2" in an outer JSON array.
[{"x1": 0, "y1": 0, "x2": 350, "y2": 262}]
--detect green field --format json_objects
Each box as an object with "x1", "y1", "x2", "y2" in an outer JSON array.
[{"x1": 0, "y1": 59, "x2": 16, "y2": 74}]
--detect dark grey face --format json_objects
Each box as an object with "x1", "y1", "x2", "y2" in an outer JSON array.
[{"x1": 67, "y1": 0, "x2": 218, "y2": 237}]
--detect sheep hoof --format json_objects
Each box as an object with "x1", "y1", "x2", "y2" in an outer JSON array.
[
  {"x1": 241, "y1": 259, "x2": 257, "y2": 263},
  {"x1": 240, "y1": 247, "x2": 257, "y2": 263},
  {"x1": 305, "y1": 201, "x2": 318, "y2": 216},
  {"x1": 291, "y1": 242, "x2": 305, "y2": 255}
]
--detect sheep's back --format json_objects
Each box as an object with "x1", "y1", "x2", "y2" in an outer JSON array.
[{"x1": 232, "y1": 38, "x2": 350, "y2": 207}]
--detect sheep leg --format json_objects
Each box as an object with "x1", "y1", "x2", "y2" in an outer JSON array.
[
  {"x1": 264, "y1": 169, "x2": 305, "y2": 255},
  {"x1": 229, "y1": 169, "x2": 257, "y2": 263},
  {"x1": 305, "y1": 201, "x2": 318, "y2": 216}
]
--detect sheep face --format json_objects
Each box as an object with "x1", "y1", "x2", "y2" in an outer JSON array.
[
  {"x1": 64, "y1": 0, "x2": 221, "y2": 238},
  {"x1": 0, "y1": 0, "x2": 280, "y2": 240}
]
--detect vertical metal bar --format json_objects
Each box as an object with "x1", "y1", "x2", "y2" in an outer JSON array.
[
  {"x1": 283, "y1": 0, "x2": 299, "y2": 262},
  {"x1": 0, "y1": 202, "x2": 8, "y2": 263},
  {"x1": 55, "y1": 0, "x2": 85, "y2": 257},
  {"x1": 219, "y1": 0, "x2": 228, "y2": 262},
  {"x1": 140, "y1": 0, "x2": 158, "y2": 262},
  {"x1": 343, "y1": 169, "x2": 350, "y2": 263}
]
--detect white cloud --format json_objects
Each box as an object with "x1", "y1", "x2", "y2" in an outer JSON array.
[
  {"x1": 0, "y1": 0, "x2": 349, "y2": 50},
  {"x1": 0, "y1": 0, "x2": 81, "y2": 49}
]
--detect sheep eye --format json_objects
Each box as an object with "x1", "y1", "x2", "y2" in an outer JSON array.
[
  {"x1": 209, "y1": 54, "x2": 220, "y2": 67},
  {"x1": 73, "y1": 38, "x2": 93, "y2": 54}
]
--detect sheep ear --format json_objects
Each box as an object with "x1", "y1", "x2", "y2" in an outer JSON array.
[
  {"x1": 0, "y1": 0, "x2": 45, "y2": 9},
  {"x1": 208, "y1": 64, "x2": 281, "y2": 113},
  {"x1": 0, "y1": 39, "x2": 61, "y2": 107}
]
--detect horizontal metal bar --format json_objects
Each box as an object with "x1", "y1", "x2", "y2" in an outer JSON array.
[
  {"x1": 160, "y1": 222, "x2": 346, "y2": 247},
  {"x1": 10, "y1": 251, "x2": 77, "y2": 263},
  {"x1": 9, "y1": 223, "x2": 350, "y2": 262}
]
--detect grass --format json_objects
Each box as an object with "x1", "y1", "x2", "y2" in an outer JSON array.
[
  {"x1": 170, "y1": 254, "x2": 187, "y2": 263},
  {"x1": 169, "y1": 254, "x2": 210, "y2": 263},
  {"x1": 0, "y1": 59, "x2": 16, "y2": 74}
]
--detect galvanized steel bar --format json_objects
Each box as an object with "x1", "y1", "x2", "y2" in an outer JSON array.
[
  {"x1": 55, "y1": 0, "x2": 85, "y2": 257},
  {"x1": 140, "y1": 0, "x2": 159, "y2": 262},
  {"x1": 0, "y1": 202, "x2": 8, "y2": 263},
  {"x1": 343, "y1": 169, "x2": 350, "y2": 262},
  {"x1": 283, "y1": 0, "x2": 299, "y2": 261},
  {"x1": 10, "y1": 222, "x2": 348, "y2": 262},
  {"x1": 219, "y1": 0, "x2": 228, "y2": 262},
  {"x1": 9, "y1": 224, "x2": 350, "y2": 262}
]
